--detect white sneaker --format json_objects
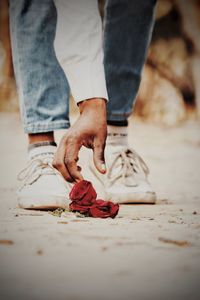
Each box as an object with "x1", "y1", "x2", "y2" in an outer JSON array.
[
  {"x1": 90, "y1": 146, "x2": 156, "y2": 204},
  {"x1": 17, "y1": 151, "x2": 71, "y2": 210}
]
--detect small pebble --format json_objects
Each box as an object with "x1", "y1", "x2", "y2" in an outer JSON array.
[{"x1": 37, "y1": 249, "x2": 43, "y2": 255}]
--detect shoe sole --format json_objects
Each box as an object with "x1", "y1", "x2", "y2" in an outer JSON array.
[
  {"x1": 17, "y1": 195, "x2": 69, "y2": 210},
  {"x1": 105, "y1": 191, "x2": 156, "y2": 204}
]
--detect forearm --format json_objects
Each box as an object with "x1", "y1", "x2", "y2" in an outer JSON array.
[{"x1": 54, "y1": 0, "x2": 108, "y2": 103}]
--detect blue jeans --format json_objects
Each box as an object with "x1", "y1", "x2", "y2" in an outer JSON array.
[
  {"x1": 104, "y1": 0, "x2": 156, "y2": 123},
  {"x1": 9, "y1": 0, "x2": 156, "y2": 133}
]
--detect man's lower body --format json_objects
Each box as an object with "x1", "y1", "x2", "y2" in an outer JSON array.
[{"x1": 9, "y1": 0, "x2": 157, "y2": 209}]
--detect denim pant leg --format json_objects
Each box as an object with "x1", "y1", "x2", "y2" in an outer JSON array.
[
  {"x1": 9, "y1": 0, "x2": 70, "y2": 133},
  {"x1": 104, "y1": 0, "x2": 157, "y2": 122}
]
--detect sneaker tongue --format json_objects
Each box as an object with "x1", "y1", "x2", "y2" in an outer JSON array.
[{"x1": 28, "y1": 145, "x2": 56, "y2": 160}]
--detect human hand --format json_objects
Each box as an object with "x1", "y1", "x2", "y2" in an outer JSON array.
[{"x1": 53, "y1": 98, "x2": 107, "y2": 182}]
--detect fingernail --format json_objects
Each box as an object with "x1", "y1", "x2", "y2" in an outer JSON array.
[{"x1": 101, "y1": 163, "x2": 106, "y2": 172}]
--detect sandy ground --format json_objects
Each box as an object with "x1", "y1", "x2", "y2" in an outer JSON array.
[{"x1": 0, "y1": 112, "x2": 200, "y2": 300}]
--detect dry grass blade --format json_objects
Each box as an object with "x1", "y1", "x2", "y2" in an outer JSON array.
[
  {"x1": 158, "y1": 237, "x2": 190, "y2": 247},
  {"x1": 0, "y1": 239, "x2": 14, "y2": 245}
]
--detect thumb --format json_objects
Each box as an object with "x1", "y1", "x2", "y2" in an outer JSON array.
[{"x1": 93, "y1": 142, "x2": 106, "y2": 174}]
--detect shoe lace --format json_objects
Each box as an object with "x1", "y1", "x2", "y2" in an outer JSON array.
[
  {"x1": 17, "y1": 155, "x2": 61, "y2": 188},
  {"x1": 107, "y1": 148, "x2": 149, "y2": 185}
]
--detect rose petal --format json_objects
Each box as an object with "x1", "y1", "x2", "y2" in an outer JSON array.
[
  {"x1": 89, "y1": 207, "x2": 110, "y2": 218},
  {"x1": 78, "y1": 192, "x2": 96, "y2": 206},
  {"x1": 69, "y1": 202, "x2": 91, "y2": 214},
  {"x1": 89, "y1": 199, "x2": 119, "y2": 218},
  {"x1": 108, "y1": 202, "x2": 120, "y2": 218}
]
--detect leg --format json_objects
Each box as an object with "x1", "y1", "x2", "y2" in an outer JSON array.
[
  {"x1": 104, "y1": 0, "x2": 156, "y2": 123},
  {"x1": 9, "y1": 0, "x2": 71, "y2": 209},
  {"x1": 9, "y1": 0, "x2": 70, "y2": 136},
  {"x1": 91, "y1": 0, "x2": 157, "y2": 203}
]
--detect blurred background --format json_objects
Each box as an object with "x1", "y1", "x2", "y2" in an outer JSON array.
[
  {"x1": 0, "y1": 0, "x2": 200, "y2": 126},
  {"x1": 0, "y1": 3, "x2": 200, "y2": 300}
]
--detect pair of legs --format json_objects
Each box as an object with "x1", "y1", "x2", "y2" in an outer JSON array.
[
  {"x1": 9, "y1": 0, "x2": 157, "y2": 208},
  {"x1": 9, "y1": 0, "x2": 156, "y2": 134}
]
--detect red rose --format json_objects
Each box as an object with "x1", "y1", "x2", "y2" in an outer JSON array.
[
  {"x1": 69, "y1": 180, "x2": 120, "y2": 219},
  {"x1": 69, "y1": 180, "x2": 97, "y2": 205},
  {"x1": 89, "y1": 200, "x2": 119, "y2": 219}
]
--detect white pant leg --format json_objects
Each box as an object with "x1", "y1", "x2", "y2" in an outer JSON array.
[{"x1": 54, "y1": 0, "x2": 108, "y2": 103}]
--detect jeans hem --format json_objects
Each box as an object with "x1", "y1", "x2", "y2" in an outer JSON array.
[
  {"x1": 107, "y1": 111, "x2": 132, "y2": 122},
  {"x1": 24, "y1": 121, "x2": 70, "y2": 134}
]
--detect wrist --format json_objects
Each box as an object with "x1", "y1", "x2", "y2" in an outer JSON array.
[{"x1": 78, "y1": 98, "x2": 106, "y2": 114}]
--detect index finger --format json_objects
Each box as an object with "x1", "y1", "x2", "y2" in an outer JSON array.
[{"x1": 53, "y1": 145, "x2": 74, "y2": 182}]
